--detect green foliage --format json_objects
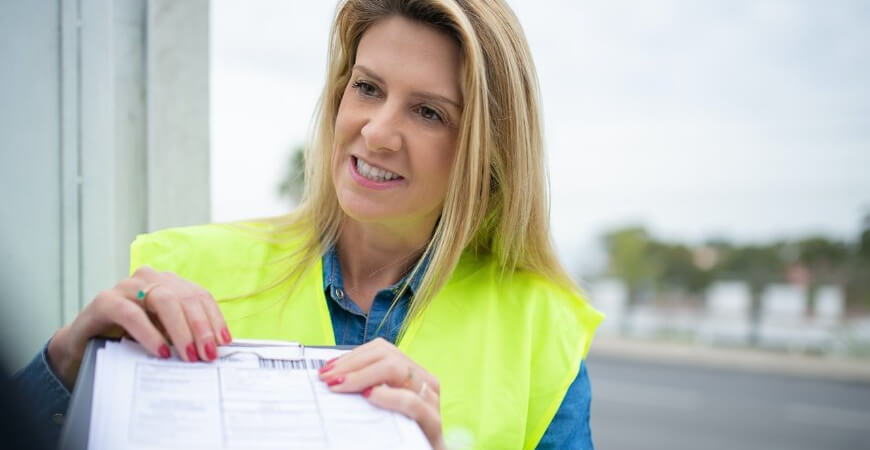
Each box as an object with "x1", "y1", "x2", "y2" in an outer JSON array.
[
  {"x1": 278, "y1": 145, "x2": 306, "y2": 203},
  {"x1": 651, "y1": 243, "x2": 712, "y2": 293},
  {"x1": 848, "y1": 213, "x2": 870, "y2": 307},
  {"x1": 716, "y1": 243, "x2": 787, "y2": 294},
  {"x1": 600, "y1": 216, "x2": 870, "y2": 309},
  {"x1": 860, "y1": 213, "x2": 870, "y2": 262},
  {"x1": 603, "y1": 227, "x2": 711, "y2": 298},
  {"x1": 603, "y1": 227, "x2": 656, "y2": 292}
]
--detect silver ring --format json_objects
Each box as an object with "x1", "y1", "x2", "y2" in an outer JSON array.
[{"x1": 417, "y1": 381, "x2": 429, "y2": 399}]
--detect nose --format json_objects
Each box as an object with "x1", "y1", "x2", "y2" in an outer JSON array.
[{"x1": 360, "y1": 103, "x2": 402, "y2": 153}]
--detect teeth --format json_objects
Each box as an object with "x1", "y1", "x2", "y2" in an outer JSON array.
[{"x1": 355, "y1": 157, "x2": 399, "y2": 183}]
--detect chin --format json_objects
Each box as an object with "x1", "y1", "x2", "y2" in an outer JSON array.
[{"x1": 336, "y1": 188, "x2": 398, "y2": 224}]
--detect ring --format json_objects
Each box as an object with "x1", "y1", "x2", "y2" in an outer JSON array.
[
  {"x1": 418, "y1": 381, "x2": 429, "y2": 399},
  {"x1": 136, "y1": 283, "x2": 159, "y2": 302}
]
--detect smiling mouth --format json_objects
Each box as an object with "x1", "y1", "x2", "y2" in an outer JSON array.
[{"x1": 351, "y1": 156, "x2": 404, "y2": 183}]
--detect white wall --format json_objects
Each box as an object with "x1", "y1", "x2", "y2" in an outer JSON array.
[
  {"x1": 0, "y1": 0, "x2": 210, "y2": 369},
  {"x1": 0, "y1": 0, "x2": 65, "y2": 371}
]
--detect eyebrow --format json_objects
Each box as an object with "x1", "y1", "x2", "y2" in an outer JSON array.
[{"x1": 353, "y1": 64, "x2": 463, "y2": 110}]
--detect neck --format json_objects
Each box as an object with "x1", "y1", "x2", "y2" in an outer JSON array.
[{"x1": 336, "y1": 218, "x2": 431, "y2": 311}]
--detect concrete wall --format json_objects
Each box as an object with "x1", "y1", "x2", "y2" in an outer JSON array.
[{"x1": 0, "y1": 0, "x2": 210, "y2": 369}]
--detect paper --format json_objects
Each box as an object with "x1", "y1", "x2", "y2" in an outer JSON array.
[{"x1": 87, "y1": 339, "x2": 430, "y2": 449}]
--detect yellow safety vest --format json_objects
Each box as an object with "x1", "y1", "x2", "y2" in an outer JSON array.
[{"x1": 130, "y1": 223, "x2": 602, "y2": 449}]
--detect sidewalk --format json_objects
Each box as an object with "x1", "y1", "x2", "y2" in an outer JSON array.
[{"x1": 588, "y1": 335, "x2": 870, "y2": 383}]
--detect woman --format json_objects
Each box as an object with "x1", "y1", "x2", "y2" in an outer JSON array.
[{"x1": 16, "y1": 0, "x2": 602, "y2": 448}]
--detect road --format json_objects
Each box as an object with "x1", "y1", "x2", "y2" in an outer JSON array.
[{"x1": 587, "y1": 355, "x2": 870, "y2": 450}]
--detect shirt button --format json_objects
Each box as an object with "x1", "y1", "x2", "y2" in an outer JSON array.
[
  {"x1": 52, "y1": 413, "x2": 65, "y2": 425},
  {"x1": 335, "y1": 289, "x2": 345, "y2": 299}
]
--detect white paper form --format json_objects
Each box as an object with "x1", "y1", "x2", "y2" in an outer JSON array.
[{"x1": 87, "y1": 339, "x2": 430, "y2": 449}]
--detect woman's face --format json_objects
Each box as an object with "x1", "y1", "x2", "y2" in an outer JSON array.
[{"x1": 332, "y1": 16, "x2": 462, "y2": 233}]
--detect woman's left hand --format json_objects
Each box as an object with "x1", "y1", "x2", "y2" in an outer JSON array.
[{"x1": 318, "y1": 337, "x2": 444, "y2": 449}]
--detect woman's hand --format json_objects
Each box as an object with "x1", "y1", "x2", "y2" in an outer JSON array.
[
  {"x1": 47, "y1": 266, "x2": 231, "y2": 388},
  {"x1": 317, "y1": 338, "x2": 445, "y2": 449}
]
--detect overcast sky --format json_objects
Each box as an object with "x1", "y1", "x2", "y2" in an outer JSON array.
[{"x1": 211, "y1": 0, "x2": 870, "y2": 274}]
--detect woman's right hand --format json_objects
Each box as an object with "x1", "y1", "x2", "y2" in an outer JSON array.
[{"x1": 46, "y1": 266, "x2": 232, "y2": 389}]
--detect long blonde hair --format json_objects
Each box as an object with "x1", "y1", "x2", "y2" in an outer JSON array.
[{"x1": 255, "y1": 0, "x2": 577, "y2": 333}]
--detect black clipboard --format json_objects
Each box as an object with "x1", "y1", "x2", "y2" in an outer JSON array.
[{"x1": 58, "y1": 338, "x2": 354, "y2": 450}]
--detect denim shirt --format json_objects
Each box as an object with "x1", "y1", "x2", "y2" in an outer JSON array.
[
  {"x1": 13, "y1": 342, "x2": 72, "y2": 446},
  {"x1": 12, "y1": 247, "x2": 594, "y2": 449}
]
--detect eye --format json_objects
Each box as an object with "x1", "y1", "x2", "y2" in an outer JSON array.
[
  {"x1": 417, "y1": 105, "x2": 444, "y2": 123},
  {"x1": 351, "y1": 80, "x2": 379, "y2": 97}
]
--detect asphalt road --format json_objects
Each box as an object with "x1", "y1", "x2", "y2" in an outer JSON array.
[{"x1": 587, "y1": 355, "x2": 870, "y2": 450}]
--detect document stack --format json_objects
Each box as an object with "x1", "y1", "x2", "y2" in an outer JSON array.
[{"x1": 86, "y1": 339, "x2": 429, "y2": 449}]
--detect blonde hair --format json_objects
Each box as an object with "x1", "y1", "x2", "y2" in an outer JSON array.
[{"x1": 254, "y1": 0, "x2": 577, "y2": 334}]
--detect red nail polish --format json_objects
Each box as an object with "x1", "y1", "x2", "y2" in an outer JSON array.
[
  {"x1": 158, "y1": 344, "x2": 171, "y2": 359},
  {"x1": 318, "y1": 357, "x2": 339, "y2": 374},
  {"x1": 205, "y1": 341, "x2": 217, "y2": 360},
  {"x1": 221, "y1": 327, "x2": 232, "y2": 344},
  {"x1": 362, "y1": 387, "x2": 373, "y2": 398},
  {"x1": 327, "y1": 376, "x2": 345, "y2": 387},
  {"x1": 186, "y1": 343, "x2": 199, "y2": 362}
]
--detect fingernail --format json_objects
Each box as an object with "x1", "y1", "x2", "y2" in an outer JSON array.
[
  {"x1": 362, "y1": 387, "x2": 373, "y2": 398},
  {"x1": 158, "y1": 344, "x2": 171, "y2": 359},
  {"x1": 327, "y1": 376, "x2": 345, "y2": 387},
  {"x1": 205, "y1": 341, "x2": 217, "y2": 360},
  {"x1": 221, "y1": 327, "x2": 232, "y2": 344},
  {"x1": 185, "y1": 343, "x2": 199, "y2": 362},
  {"x1": 318, "y1": 357, "x2": 339, "y2": 375}
]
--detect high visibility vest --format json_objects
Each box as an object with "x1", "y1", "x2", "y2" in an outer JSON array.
[{"x1": 130, "y1": 223, "x2": 603, "y2": 449}]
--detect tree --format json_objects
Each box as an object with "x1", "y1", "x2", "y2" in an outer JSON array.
[
  {"x1": 796, "y1": 236, "x2": 849, "y2": 285},
  {"x1": 602, "y1": 227, "x2": 658, "y2": 308},
  {"x1": 597, "y1": 214, "x2": 870, "y2": 315},
  {"x1": 649, "y1": 242, "x2": 711, "y2": 294},
  {"x1": 278, "y1": 145, "x2": 306, "y2": 204},
  {"x1": 859, "y1": 212, "x2": 870, "y2": 262},
  {"x1": 848, "y1": 212, "x2": 870, "y2": 309}
]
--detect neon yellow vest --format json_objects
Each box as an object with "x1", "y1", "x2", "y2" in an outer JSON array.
[{"x1": 130, "y1": 223, "x2": 602, "y2": 449}]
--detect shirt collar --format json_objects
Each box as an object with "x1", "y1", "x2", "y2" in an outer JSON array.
[{"x1": 322, "y1": 244, "x2": 429, "y2": 295}]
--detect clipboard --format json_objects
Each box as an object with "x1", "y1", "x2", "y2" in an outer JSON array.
[{"x1": 58, "y1": 338, "x2": 355, "y2": 450}]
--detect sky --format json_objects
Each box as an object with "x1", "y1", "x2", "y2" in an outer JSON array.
[{"x1": 210, "y1": 0, "x2": 870, "y2": 275}]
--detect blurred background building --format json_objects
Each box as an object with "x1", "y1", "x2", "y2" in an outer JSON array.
[
  {"x1": 2, "y1": 0, "x2": 869, "y2": 449},
  {"x1": 0, "y1": 0, "x2": 210, "y2": 367}
]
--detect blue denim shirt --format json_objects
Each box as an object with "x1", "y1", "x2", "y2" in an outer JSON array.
[
  {"x1": 322, "y1": 246, "x2": 593, "y2": 449},
  {"x1": 12, "y1": 247, "x2": 594, "y2": 449},
  {"x1": 13, "y1": 342, "x2": 72, "y2": 446}
]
